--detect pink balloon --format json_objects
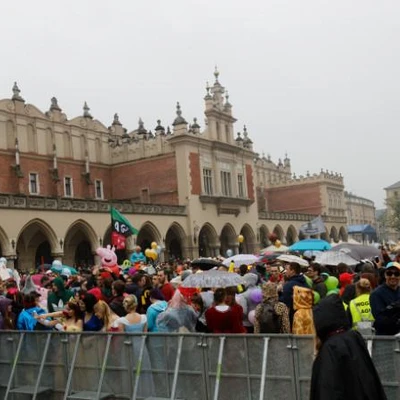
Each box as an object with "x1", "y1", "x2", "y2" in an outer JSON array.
[{"x1": 248, "y1": 310, "x2": 256, "y2": 325}]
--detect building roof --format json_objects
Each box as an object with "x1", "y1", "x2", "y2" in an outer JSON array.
[
  {"x1": 347, "y1": 224, "x2": 376, "y2": 234},
  {"x1": 385, "y1": 181, "x2": 400, "y2": 190}
]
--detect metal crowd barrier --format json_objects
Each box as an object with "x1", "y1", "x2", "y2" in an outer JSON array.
[{"x1": 0, "y1": 332, "x2": 398, "y2": 400}]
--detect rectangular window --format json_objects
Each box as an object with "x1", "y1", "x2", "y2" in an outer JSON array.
[
  {"x1": 237, "y1": 174, "x2": 244, "y2": 197},
  {"x1": 64, "y1": 177, "x2": 73, "y2": 197},
  {"x1": 95, "y1": 180, "x2": 103, "y2": 199},
  {"x1": 203, "y1": 168, "x2": 213, "y2": 195},
  {"x1": 221, "y1": 171, "x2": 232, "y2": 196},
  {"x1": 29, "y1": 173, "x2": 39, "y2": 195}
]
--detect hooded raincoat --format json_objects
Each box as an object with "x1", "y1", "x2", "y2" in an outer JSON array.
[
  {"x1": 47, "y1": 277, "x2": 73, "y2": 313},
  {"x1": 310, "y1": 295, "x2": 387, "y2": 400},
  {"x1": 292, "y1": 286, "x2": 315, "y2": 335}
]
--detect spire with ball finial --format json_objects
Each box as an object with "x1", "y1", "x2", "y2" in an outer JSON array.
[
  {"x1": 172, "y1": 102, "x2": 187, "y2": 126},
  {"x1": 83, "y1": 102, "x2": 93, "y2": 119}
]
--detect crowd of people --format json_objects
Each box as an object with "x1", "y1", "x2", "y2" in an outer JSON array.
[{"x1": 0, "y1": 245, "x2": 398, "y2": 339}]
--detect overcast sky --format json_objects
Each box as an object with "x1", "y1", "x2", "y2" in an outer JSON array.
[{"x1": 1, "y1": 1, "x2": 398, "y2": 208}]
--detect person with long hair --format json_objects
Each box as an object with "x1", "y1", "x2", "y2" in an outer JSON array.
[
  {"x1": 94, "y1": 300, "x2": 120, "y2": 332},
  {"x1": 348, "y1": 278, "x2": 374, "y2": 334},
  {"x1": 0, "y1": 297, "x2": 15, "y2": 330},
  {"x1": 35, "y1": 300, "x2": 84, "y2": 332},
  {"x1": 117, "y1": 295, "x2": 147, "y2": 333},
  {"x1": 80, "y1": 293, "x2": 103, "y2": 331}
]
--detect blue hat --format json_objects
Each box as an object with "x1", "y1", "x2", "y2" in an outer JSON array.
[{"x1": 385, "y1": 262, "x2": 400, "y2": 270}]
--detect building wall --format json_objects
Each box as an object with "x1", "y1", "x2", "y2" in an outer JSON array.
[
  {"x1": 0, "y1": 78, "x2": 350, "y2": 267},
  {"x1": 265, "y1": 183, "x2": 323, "y2": 214},
  {"x1": 345, "y1": 193, "x2": 376, "y2": 226},
  {"x1": 111, "y1": 153, "x2": 179, "y2": 205}
]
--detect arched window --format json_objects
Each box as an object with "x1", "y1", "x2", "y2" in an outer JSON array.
[
  {"x1": 46, "y1": 129, "x2": 54, "y2": 155},
  {"x1": 95, "y1": 138, "x2": 101, "y2": 162},
  {"x1": 6, "y1": 120, "x2": 15, "y2": 149},
  {"x1": 27, "y1": 124, "x2": 37, "y2": 153},
  {"x1": 63, "y1": 132, "x2": 72, "y2": 158},
  {"x1": 80, "y1": 135, "x2": 86, "y2": 160},
  {"x1": 216, "y1": 122, "x2": 221, "y2": 141}
]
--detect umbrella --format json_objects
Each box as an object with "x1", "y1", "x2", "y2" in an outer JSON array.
[
  {"x1": 289, "y1": 239, "x2": 331, "y2": 252},
  {"x1": 330, "y1": 243, "x2": 379, "y2": 261},
  {"x1": 257, "y1": 252, "x2": 281, "y2": 264},
  {"x1": 191, "y1": 258, "x2": 222, "y2": 271},
  {"x1": 181, "y1": 270, "x2": 245, "y2": 288},
  {"x1": 314, "y1": 251, "x2": 359, "y2": 266},
  {"x1": 222, "y1": 254, "x2": 259, "y2": 268},
  {"x1": 50, "y1": 264, "x2": 78, "y2": 275},
  {"x1": 277, "y1": 254, "x2": 309, "y2": 267},
  {"x1": 262, "y1": 244, "x2": 289, "y2": 253}
]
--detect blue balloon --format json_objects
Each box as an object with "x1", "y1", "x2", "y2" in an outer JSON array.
[{"x1": 226, "y1": 249, "x2": 233, "y2": 257}]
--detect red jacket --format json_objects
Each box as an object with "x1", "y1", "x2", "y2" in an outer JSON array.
[{"x1": 206, "y1": 306, "x2": 242, "y2": 334}]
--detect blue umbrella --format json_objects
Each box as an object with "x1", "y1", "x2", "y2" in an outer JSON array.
[{"x1": 289, "y1": 239, "x2": 332, "y2": 252}]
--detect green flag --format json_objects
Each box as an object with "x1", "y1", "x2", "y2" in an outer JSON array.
[{"x1": 110, "y1": 207, "x2": 138, "y2": 236}]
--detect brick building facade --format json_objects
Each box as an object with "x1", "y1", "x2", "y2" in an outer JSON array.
[{"x1": 0, "y1": 74, "x2": 348, "y2": 269}]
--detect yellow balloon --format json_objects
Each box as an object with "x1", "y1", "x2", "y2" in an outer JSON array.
[
  {"x1": 275, "y1": 239, "x2": 281, "y2": 248},
  {"x1": 238, "y1": 235, "x2": 244, "y2": 243},
  {"x1": 151, "y1": 241, "x2": 158, "y2": 250},
  {"x1": 145, "y1": 248, "x2": 152, "y2": 258},
  {"x1": 149, "y1": 249, "x2": 158, "y2": 260}
]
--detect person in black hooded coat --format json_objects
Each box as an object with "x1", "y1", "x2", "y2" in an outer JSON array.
[{"x1": 310, "y1": 295, "x2": 387, "y2": 400}]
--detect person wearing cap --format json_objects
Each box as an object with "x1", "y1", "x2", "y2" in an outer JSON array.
[{"x1": 370, "y1": 261, "x2": 400, "y2": 335}]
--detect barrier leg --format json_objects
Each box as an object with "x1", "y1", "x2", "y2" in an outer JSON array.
[
  {"x1": 258, "y1": 337, "x2": 270, "y2": 400},
  {"x1": 131, "y1": 335, "x2": 147, "y2": 400},
  {"x1": 212, "y1": 336, "x2": 226, "y2": 400},
  {"x1": 32, "y1": 333, "x2": 52, "y2": 400},
  {"x1": 4, "y1": 332, "x2": 24, "y2": 400},
  {"x1": 63, "y1": 334, "x2": 81, "y2": 400},
  {"x1": 95, "y1": 334, "x2": 112, "y2": 400},
  {"x1": 170, "y1": 335, "x2": 184, "y2": 400}
]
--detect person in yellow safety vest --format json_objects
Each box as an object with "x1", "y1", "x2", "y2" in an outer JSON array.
[{"x1": 348, "y1": 278, "x2": 374, "y2": 335}]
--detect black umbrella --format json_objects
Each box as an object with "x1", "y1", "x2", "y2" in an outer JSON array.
[
  {"x1": 331, "y1": 243, "x2": 379, "y2": 261},
  {"x1": 190, "y1": 258, "x2": 222, "y2": 271}
]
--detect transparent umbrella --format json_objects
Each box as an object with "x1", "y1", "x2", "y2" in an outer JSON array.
[
  {"x1": 314, "y1": 251, "x2": 359, "y2": 266},
  {"x1": 222, "y1": 254, "x2": 259, "y2": 268},
  {"x1": 181, "y1": 270, "x2": 245, "y2": 288}
]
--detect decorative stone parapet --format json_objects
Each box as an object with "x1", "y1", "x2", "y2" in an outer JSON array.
[{"x1": 0, "y1": 194, "x2": 187, "y2": 216}]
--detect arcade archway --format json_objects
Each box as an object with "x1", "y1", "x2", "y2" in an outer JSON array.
[
  {"x1": 239, "y1": 224, "x2": 256, "y2": 254},
  {"x1": 64, "y1": 220, "x2": 97, "y2": 267},
  {"x1": 220, "y1": 224, "x2": 237, "y2": 257},
  {"x1": 198, "y1": 223, "x2": 219, "y2": 257},
  {"x1": 16, "y1": 219, "x2": 58, "y2": 271},
  {"x1": 165, "y1": 222, "x2": 186, "y2": 261},
  {"x1": 137, "y1": 222, "x2": 162, "y2": 254},
  {"x1": 286, "y1": 225, "x2": 298, "y2": 246},
  {"x1": 330, "y1": 226, "x2": 339, "y2": 243},
  {"x1": 339, "y1": 226, "x2": 348, "y2": 242},
  {"x1": 273, "y1": 224, "x2": 285, "y2": 243},
  {"x1": 259, "y1": 225, "x2": 270, "y2": 249}
]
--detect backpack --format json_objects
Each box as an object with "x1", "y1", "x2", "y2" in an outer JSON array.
[{"x1": 258, "y1": 303, "x2": 280, "y2": 333}]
